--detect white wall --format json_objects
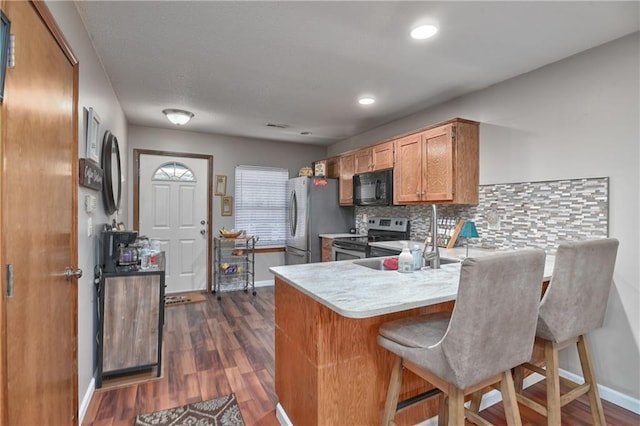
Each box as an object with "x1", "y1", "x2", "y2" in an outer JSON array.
[
  {"x1": 127, "y1": 125, "x2": 327, "y2": 281},
  {"x1": 46, "y1": 1, "x2": 129, "y2": 417},
  {"x1": 330, "y1": 33, "x2": 640, "y2": 400}
]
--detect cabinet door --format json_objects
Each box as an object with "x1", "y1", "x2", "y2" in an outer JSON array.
[
  {"x1": 422, "y1": 124, "x2": 454, "y2": 201},
  {"x1": 326, "y1": 157, "x2": 340, "y2": 178},
  {"x1": 339, "y1": 153, "x2": 355, "y2": 205},
  {"x1": 372, "y1": 141, "x2": 394, "y2": 171},
  {"x1": 103, "y1": 275, "x2": 161, "y2": 372},
  {"x1": 354, "y1": 148, "x2": 372, "y2": 174},
  {"x1": 393, "y1": 134, "x2": 423, "y2": 204}
]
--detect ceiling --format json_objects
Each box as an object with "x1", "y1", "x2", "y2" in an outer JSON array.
[{"x1": 75, "y1": 1, "x2": 639, "y2": 146}]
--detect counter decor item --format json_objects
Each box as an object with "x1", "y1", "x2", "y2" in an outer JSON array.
[
  {"x1": 298, "y1": 166, "x2": 313, "y2": 177},
  {"x1": 219, "y1": 228, "x2": 243, "y2": 238},
  {"x1": 427, "y1": 216, "x2": 465, "y2": 249},
  {"x1": 398, "y1": 245, "x2": 414, "y2": 273},
  {"x1": 314, "y1": 161, "x2": 326, "y2": 177},
  {"x1": 459, "y1": 220, "x2": 479, "y2": 257}
]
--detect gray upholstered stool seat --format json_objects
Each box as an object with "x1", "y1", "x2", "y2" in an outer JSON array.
[
  {"x1": 512, "y1": 238, "x2": 619, "y2": 426},
  {"x1": 378, "y1": 249, "x2": 546, "y2": 426}
]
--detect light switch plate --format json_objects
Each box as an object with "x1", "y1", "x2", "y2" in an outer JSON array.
[
  {"x1": 87, "y1": 217, "x2": 93, "y2": 237},
  {"x1": 85, "y1": 195, "x2": 97, "y2": 214}
]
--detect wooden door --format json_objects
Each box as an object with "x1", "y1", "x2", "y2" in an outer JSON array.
[
  {"x1": 138, "y1": 153, "x2": 211, "y2": 294},
  {"x1": 339, "y1": 153, "x2": 355, "y2": 205},
  {"x1": 372, "y1": 141, "x2": 394, "y2": 171},
  {"x1": 1, "y1": 1, "x2": 79, "y2": 425},
  {"x1": 423, "y1": 124, "x2": 454, "y2": 201},
  {"x1": 393, "y1": 133, "x2": 423, "y2": 204}
]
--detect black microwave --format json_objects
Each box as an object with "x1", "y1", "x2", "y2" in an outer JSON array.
[{"x1": 353, "y1": 169, "x2": 393, "y2": 206}]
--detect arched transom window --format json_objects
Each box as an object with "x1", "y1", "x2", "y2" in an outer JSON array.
[{"x1": 152, "y1": 162, "x2": 196, "y2": 182}]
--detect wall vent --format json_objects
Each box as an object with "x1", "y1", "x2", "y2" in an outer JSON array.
[{"x1": 265, "y1": 123, "x2": 289, "y2": 129}]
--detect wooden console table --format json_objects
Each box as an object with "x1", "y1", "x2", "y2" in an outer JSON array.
[{"x1": 96, "y1": 268, "x2": 165, "y2": 388}]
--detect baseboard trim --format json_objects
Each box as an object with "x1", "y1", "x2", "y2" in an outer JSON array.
[
  {"x1": 559, "y1": 368, "x2": 640, "y2": 415},
  {"x1": 276, "y1": 402, "x2": 293, "y2": 426},
  {"x1": 462, "y1": 369, "x2": 640, "y2": 415},
  {"x1": 78, "y1": 377, "x2": 95, "y2": 425},
  {"x1": 255, "y1": 279, "x2": 274, "y2": 288}
]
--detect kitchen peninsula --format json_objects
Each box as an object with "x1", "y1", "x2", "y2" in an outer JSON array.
[{"x1": 270, "y1": 250, "x2": 554, "y2": 425}]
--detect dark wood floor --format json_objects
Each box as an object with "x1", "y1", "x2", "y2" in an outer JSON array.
[{"x1": 83, "y1": 287, "x2": 639, "y2": 425}]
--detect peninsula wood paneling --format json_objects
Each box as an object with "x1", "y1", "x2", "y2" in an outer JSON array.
[{"x1": 274, "y1": 278, "x2": 455, "y2": 425}]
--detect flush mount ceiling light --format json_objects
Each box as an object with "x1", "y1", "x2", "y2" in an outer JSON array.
[
  {"x1": 358, "y1": 96, "x2": 376, "y2": 105},
  {"x1": 162, "y1": 109, "x2": 194, "y2": 126},
  {"x1": 410, "y1": 24, "x2": 438, "y2": 40}
]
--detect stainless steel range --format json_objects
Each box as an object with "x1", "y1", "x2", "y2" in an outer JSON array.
[{"x1": 331, "y1": 217, "x2": 410, "y2": 261}]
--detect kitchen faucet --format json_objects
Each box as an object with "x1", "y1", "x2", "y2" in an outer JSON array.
[{"x1": 423, "y1": 204, "x2": 441, "y2": 269}]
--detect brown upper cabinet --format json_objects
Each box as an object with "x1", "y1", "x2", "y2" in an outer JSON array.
[
  {"x1": 394, "y1": 119, "x2": 479, "y2": 205},
  {"x1": 354, "y1": 147, "x2": 372, "y2": 174},
  {"x1": 354, "y1": 141, "x2": 394, "y2": 174},
  {"x1": 339, "y1": 153, "x2": 355, "y2": 205},
  {"x1": 325, "y1": 157, "x2": 340, "y2": 178},
  {"x1": 372, "y1": 141, "x2": 394, "y2": 171}
]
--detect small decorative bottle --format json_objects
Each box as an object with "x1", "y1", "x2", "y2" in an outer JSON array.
[
  {"x1": 411, "y1": 243, "x2": 423, "y2": 270},
  {"x1": 398, "y1": 245, "x2": 414, "y2": 273}
]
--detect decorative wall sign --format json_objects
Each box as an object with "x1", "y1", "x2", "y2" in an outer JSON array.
[
  {"x1": 0, "y1": 11, "x2": 11, "y2": 103},
  {"x1": 221, "y1": 196, "x2": 233, "y2": 216},
  {"x1": 215, "y1": 175, "x2": 227, "y2": 196},
  {"x1": 86, "y1": 107, "x2": 101, "y2": 162},
  {"x1": 79, "y1": 158, "x2": 103, "y2": 191}
]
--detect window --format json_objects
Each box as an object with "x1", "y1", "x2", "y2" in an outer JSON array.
[
  {"x1": 234, "y1": 165, "x2": 288, "y2": 247},
  {"x1": 152, "y1": 162, "x2": 196, "y2": 181}
]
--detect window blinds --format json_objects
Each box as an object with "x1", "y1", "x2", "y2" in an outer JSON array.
[{"x1": 234, "y1": 165, "x2": 288, "y2": 247}]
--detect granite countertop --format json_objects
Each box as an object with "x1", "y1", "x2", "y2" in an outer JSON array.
[{"x1": 270, "y1": 248, "x2": 555, "y2": 320}]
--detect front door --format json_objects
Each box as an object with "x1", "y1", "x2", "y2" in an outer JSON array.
[
  {"x1": 138, "y1": 153, "x2": 211, "y2": 293},
  {"x1": 1, "y1": 1, "x2": 78, "y2": 425}
]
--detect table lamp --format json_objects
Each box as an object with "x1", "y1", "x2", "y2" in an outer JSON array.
[{"x1": 459, "y1": 221, "x2": 479, "y2": 258}]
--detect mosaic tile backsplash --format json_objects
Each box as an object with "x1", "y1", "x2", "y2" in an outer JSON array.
[{"x1": 356, "y1": 177, "x2": 609, "y2": 254}]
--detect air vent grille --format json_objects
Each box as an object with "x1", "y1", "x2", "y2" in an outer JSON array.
[{"x1": 266, "y1": 123, "x2": 289, "y2": 129}]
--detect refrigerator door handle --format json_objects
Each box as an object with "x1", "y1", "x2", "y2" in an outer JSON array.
[
  {"x1": 291, "y1": 191, "x2": 298, "y2": 236},
  {"x1": 294, "y1": 191, "x2": 298, "y2": 236}
]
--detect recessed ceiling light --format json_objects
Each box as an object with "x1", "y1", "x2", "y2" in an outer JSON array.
[
  {"x1": 358, "y1": 96, "x2": 376, "y2": 105},
  {"x1": 162, "y1": 109, "x2": 194, "y2": 125},
  {"x1": 410, "y1": 24, "x2": 438, "y2": 40}
]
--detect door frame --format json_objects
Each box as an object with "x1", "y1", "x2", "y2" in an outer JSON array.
[
  {"x1": 133, "y1": 149, "x2": 213, "y2": 292},
  {"x1": 0, "y1": 1, "x2": 79, "y2": 423}
]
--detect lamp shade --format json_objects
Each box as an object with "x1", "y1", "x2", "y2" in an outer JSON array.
[
  {"x1": 162, "y1": 109, "x2": 194, "y2": 126},
  {"x1": 459, "y1": 221, "x2": 479, "y2": 238}
]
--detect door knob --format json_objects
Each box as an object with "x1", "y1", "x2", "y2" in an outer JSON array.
[
  {"x1": 64, "y1": 267, "x2": 83, "y2": 280},
  {"x1": 200, "y1": 229, "x2": 206, "y2": 235}
]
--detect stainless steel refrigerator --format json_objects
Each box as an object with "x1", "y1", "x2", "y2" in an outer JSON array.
[{"x1": 285, "y1": 176, "x2": 353, "y2": 265}]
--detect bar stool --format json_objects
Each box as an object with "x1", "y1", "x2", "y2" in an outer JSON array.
[
  {"x1": 513, "y1": 238, "x2": 619, "y2": 425},
  {"x1": 378, "y1": 250, "x2": 546, "y2": 425}
]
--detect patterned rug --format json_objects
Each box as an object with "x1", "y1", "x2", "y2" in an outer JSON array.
[{"x1": 135, "y1": 393, "x2": 245, "y2": 426}]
